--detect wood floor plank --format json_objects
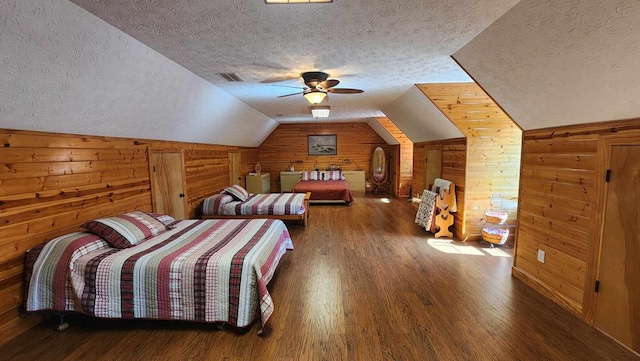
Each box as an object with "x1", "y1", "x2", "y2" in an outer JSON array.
[{"x1": 0, "y1": 194, "x2": 638, "y2": 360}]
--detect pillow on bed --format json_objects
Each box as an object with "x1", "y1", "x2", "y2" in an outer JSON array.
[
  {"x1": 223, "y1": 184, "x2": 250, "y2": 201},
  {"x1": 321, "y1": 170, "x2": 343, "y2": 180},
  {"x1": 82, "y1": 211, "x2": 167, "y2": 248},
  {"x1": 202, "y1": 193, "x2": 235, "y2": 215},
  {"x1": 148, "y1": 212, "x2": 178, "y2": 229},
  {"x1": 301, "y1": 171, "x2": 319, "y2": 181}
]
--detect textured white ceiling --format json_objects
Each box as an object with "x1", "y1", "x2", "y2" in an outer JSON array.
[
  {"x1": 454, "y1": 0, "x2": 640, "y2": 130},
  {"x1": 68, "y1": 0, "x2": 520, "y2": 124},
  {"x1": 1, "y1": 0, "x2": 278, "y2": 147}
]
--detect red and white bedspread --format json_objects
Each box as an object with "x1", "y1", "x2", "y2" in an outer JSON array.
[
  {"x1": 291, "y1": 180, "x2": 353, "y2": 203},
  {"x1": 221, "y1": 193, "x2": 306, "y2": 216},
  {"x1": 25, "y1": 219, "x2": 293, "y2": 332}
]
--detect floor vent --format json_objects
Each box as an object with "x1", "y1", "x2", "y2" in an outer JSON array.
[{"x1": 217, "y1": 73, "x2": 244, "y2": 82}]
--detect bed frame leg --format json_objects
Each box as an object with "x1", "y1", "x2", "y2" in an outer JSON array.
[{"x1": 55, "y1": 314, "x2": 69, "y2": 331}]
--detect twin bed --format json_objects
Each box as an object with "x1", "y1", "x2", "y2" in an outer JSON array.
[
  {"x1": 25, "y1": 211, "x2": 292, "y2": 334},
  {"x1": 200, "y1": 171, "x2": 353, "y2": 225},
  {"x1": 202, "y1": 188, "x2": 311, "y2": 226}
]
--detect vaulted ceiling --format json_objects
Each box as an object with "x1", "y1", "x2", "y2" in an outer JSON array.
[{"x1": 2, "y1": 0, "x2": 639, "y2": 146}]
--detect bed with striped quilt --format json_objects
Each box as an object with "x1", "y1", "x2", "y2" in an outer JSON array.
[
  {"x1": 24, "y1": 218, "x2": 293, "y2": 334},
  {"x1": 202, "y1": 192, "x2": 310, "y2": 226}
]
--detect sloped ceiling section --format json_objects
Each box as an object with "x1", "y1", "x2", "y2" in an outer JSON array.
[
  {"x1": 453, "y1": 0, "x2": 640, "y2": 130},
  {"x1": 382, "y1": 86, "x2": 464, "y2": 143},
  {"x1": 0, "y1": 0, "x2": 277, "y2": 147},
  {"x1": 366, "y1": 119, "x2": 398, "y2": 145}
]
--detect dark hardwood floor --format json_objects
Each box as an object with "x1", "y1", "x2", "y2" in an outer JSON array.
[{"x1": 2, "y1": 194, "x2": 638, "y2": 360}]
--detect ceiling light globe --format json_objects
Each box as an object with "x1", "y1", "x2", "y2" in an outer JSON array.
[{"x1": 304, "y1": 91, "x2": 327, "y2": 104}]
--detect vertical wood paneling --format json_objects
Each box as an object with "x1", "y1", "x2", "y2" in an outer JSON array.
[
  {"x1": 417, "y1": 83, "x2": 522, "y2": 242},
  {"x1": 0, "y1": 129, "x2": 256, "y2": 344},
  {"x1": 412, "y1": 145, "x2": 427, "y2": 196},
  {"x1": 515, "y1": 119, "x2": 640, "y2": 320},
  {"x1": 374, "y1": 117, "x2": 414, "y2": 197},
  {"x1": 258, "y1": 123, "x2": 386, "y2": 192}
]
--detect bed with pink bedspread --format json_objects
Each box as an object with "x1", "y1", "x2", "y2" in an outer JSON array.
[{"x1": 290, "y1": 170, "x2": 353, "y2": 204}]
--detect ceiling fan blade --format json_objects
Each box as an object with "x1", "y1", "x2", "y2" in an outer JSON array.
[
  {"x1": 272, "y1": 84, "x2": 307, "y2": 89},
  {"x1": 317, "y1": 79, "x2": 340, "y2": 91},
  {"x1": 327, "y1": 88, "x2": 364, "y2": 94},
  {"x1": 277, "y1": 92, "x2": 304, "y2": 98}
]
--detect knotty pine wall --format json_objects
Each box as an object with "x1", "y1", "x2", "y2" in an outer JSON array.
[
  {"x1": 375, "y1": 117, "x2": 413, "y2": 198},
  {"x1": 513, "y1": 118, "x2": 640, "y2": 321},
  {"x1": 417, "y1": 83, "x2": 522, "y2": 242},
  {"x1": 258, "y1": 123, "x2": 387, "y2": 192},
  {"x1": 0, "y1": 129, "x2": 256, "y2": 343},
  {"x1": 413, "y1": 139, "x2": 467, "y2": 238}
]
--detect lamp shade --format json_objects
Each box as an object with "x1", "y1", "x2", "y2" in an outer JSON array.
[
  {"x1": 304, "y1": 90, "x2": 327, "y2": 104},
  {"x1": 310, "y1": 105, "x2": 330, "y2": 118}
]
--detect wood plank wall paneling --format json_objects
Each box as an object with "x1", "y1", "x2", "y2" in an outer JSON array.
[
  {"x1": 417, "y1": 83, "x2": 522, "y2": 243},
  {"x1": 257, "y1": 123, "x2": 387, "y2": 192},
  {"x1": 515, "y1": 119, "x2": 640, "y2": 320},
  {"x1": 413, "y1": 139, "x2": 467, "y2": 238},
  {"x1": 0, "y1": 129, "x2": 256, "y2": 344},
  {"x1": 374, "y1": 117, "x2": 414, "y2": 197}
]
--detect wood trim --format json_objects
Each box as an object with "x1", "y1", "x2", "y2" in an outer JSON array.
[
  {"x1": 512, "y1": 267, "x2": 582, "y2": 317},
  {"x1": 523, "y1": 118, "x2": 640, "y2": 140}
]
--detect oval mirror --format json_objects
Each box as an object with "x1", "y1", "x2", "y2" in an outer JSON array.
[{"x1": 371, "y1": 147, "x2": 387, "y2": 192}]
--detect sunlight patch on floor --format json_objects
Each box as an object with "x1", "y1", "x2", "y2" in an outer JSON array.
[
  {"x1": 483, "y1": 247, "x2": 511, "y2": 257},
  {"x1": 427, "y1": 238, "x2": 511, "y2": 257},
  {"x1": 379, "y1": 198, "x2": 390, "y2": 203}
]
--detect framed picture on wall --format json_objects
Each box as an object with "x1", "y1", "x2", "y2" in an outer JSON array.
[{"x1": 308, "y1": 134, "x2": 337, "y2": 156}]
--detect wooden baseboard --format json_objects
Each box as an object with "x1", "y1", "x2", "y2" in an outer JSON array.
[{"x1": 511, "y1": 266, "x2": 583, "y2": 319}]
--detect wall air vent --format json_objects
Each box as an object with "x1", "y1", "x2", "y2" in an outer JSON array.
[{"x1": 217, "y1": 73, "x2": 244, "y2": 82}]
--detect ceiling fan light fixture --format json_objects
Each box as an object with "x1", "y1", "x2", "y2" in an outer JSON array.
[
  {"x1": 310, "y1": 105, "x2": 330, "y2": 118},
  {"x1": 304, "y1": 90, "x2": 327, "y2": 104}
]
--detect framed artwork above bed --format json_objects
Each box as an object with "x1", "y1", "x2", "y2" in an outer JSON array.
[{"x1": 308, "y1": 134, "x2": 337, "y2": 156}]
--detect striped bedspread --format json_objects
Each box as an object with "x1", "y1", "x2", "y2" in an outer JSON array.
[
  {"x1": 25, "y1": 219, "x2": 293, "y2": 332},
  {"x1": 212, "y1": 193, "x2": 306, "y2": 216}
]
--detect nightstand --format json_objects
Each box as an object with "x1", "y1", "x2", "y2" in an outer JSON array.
[
  {"x1": 342, "y1": 170, "x2": 365, "y2": 193},
  {"x1": 280, "y1": 171, "x2": 302, "y2": 192},
  {"x1": 246, "y1": 173, "x2": 270, "y2": 193}
]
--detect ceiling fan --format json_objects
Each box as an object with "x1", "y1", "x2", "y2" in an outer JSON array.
[{"x1": 276, "y1": 71, "x2": 364, "y2": 104}]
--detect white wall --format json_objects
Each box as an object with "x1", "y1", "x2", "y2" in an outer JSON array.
[
  {"x1": 0, "y1": 0, "x2": 277, "y2": 146},
  {"x1": 453, "y1": 0, "x2": 640, "y2": 130},
  {"x1": 383, "y1": 86, "x2": 463, "y2": 143}
]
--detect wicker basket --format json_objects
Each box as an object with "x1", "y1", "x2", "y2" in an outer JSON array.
[
  {"x1": 484, "y1": 211, "x2": 508, "y2": 224},
  {"x1": 482, "y1": 227, "x2": 509, "y2": 245}
]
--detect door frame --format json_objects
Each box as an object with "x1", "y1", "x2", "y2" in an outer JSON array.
[
  {"x1": 584, "y1": 131, "x2": 640, "y2": 324},
  {"x1": 388, "y1": 145, "x2": 400, "y2": 197},
  {"x1": 228, "y1": 150, "x2": 241, "y2": 186},
  {"x1": 148, "y1": 149, "x2": 188, "y2": 219}
]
